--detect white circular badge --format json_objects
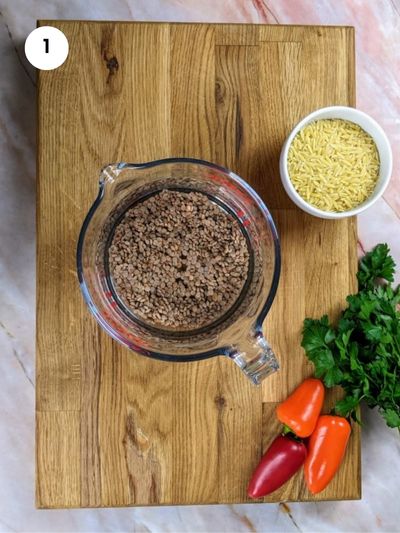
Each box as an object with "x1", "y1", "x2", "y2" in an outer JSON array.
[{"x1": 25, "y1": 26, "x2": 69, "y2": 70}]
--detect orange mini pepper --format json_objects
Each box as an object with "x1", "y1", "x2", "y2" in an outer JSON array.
[
  {"x1": 276, "y1": 378, "x2": 324, "y2": 438},
  {"x1": 304, "y1": 415, "x2": 351, "y2": 494}
]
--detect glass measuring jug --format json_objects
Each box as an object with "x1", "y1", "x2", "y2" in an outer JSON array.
[{"x1": 77, "y1": 158, "x2": 281, "y2": 384}]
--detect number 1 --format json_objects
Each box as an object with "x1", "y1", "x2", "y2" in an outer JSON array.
[{"x1": 43, "y1": 38, "x2": 49, "y2": 53}]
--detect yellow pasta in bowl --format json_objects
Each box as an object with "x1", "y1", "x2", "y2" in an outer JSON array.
[{"x1": 280, "y1": 107, "x2": 392, "y2": 219}]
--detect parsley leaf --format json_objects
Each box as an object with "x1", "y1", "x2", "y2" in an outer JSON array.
[
  {"x1": 357, "y1": 243, "x2": 395, "y2": 288},
  {"x1": 382, "y1": 409, "x2": 400, "y2": 428},
  {"x1": 335, "y1": 396, "x2": 360, "y2": 417},
  {"x1": 324, "y1": 366, "x2": 344, "y2": 387},
  {"x1": 302, "y1": 244, "x2": 400, "y2": 431}
]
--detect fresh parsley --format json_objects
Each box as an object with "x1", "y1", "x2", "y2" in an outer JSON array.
[{"x1": 302, "y1": 243, "x2": 400, "y2": 430}]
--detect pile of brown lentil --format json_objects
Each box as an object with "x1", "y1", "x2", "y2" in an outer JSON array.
[{"x1": 108, "y1": 189, "x2": 250, "y2": 330}]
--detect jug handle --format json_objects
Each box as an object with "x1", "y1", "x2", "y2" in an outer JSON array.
[{"x1": 227, "y1": 330, "x2": 279, "y2": 385}]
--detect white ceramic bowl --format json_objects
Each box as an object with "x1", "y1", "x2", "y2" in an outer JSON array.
[{"x1": 279, "y1": 106, "x2": 393, "y2": 219}]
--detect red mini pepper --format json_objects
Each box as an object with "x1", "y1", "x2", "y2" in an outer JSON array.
[
  {"x1": 276, "y1": 378, "x2": 325, "y2": 438},
  {"x1": 304, "y1": 415, "x2": 351, "y2": 494},
  {"x1": 247, "y1": 435, "x2": 307, "y2": 498}
]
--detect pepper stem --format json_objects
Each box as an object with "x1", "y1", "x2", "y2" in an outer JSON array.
[{"x1": 281, "y1": 424, "x2": 304, "y2": 442}]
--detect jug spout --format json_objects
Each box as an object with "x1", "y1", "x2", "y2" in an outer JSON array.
[
  {"x1": 100, "y1": 164, "x2": 120, "y2": 185},
  {"x1": 228, "y1": 330, "x2": 279, "y2": 385},
  {"x1": 99, "y1": 163, "x2": 143, "y2": 200},
  {"x1": 99, "y1": 162, "x2": 161, "y2": 198}
]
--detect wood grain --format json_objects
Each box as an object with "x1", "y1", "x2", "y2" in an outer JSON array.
[
  {"x1": 36, "y1": 22, "x2": 359, "y2": 508},
  {"x1": 214, "y1": 44, "x2": 263, "y2": 503},
  {"x1": 36, "y1": 411, "x2": 80, "y2": 507}
]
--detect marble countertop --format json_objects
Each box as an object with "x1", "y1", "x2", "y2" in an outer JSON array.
[{"x1": 0, "y1": 0, "x2": 399, "y2": 531}]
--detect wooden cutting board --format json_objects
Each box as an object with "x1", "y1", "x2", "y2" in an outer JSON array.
[{"x1": 36, "y1": 21, "x2": 360, "y2": 508}]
